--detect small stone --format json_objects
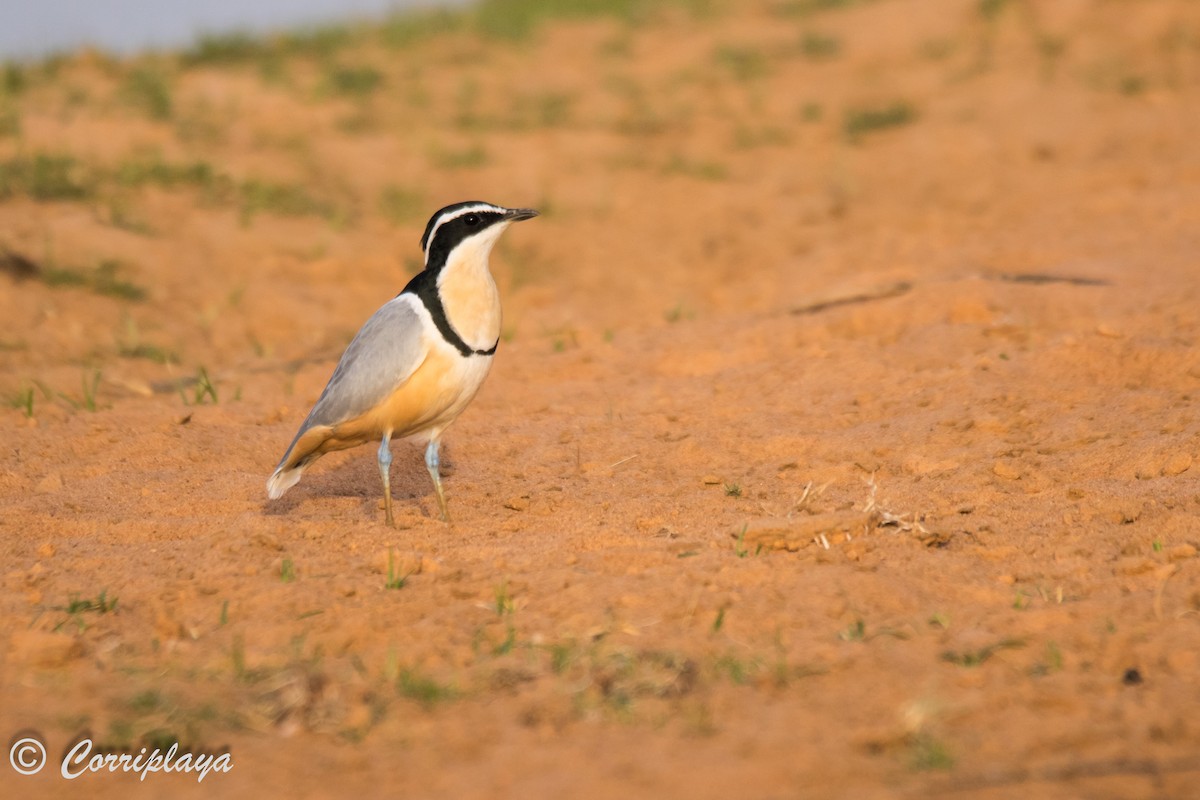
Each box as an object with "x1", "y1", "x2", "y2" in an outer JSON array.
[
  {"x1": 35, "y1": 473, "x2": 63, "y2": 494},
  {"x1": 253, "y1": 532, "x2": 283, "y2": 551},
  {"x1": 36, "y1": 543, "x2": 56, "y2": 559},
  {"x1": 903, "y1": 457, "x2": 959, "y2": 477},
  {"x1": 1122, "y1": 667, "x2": 1143, "y2": 686},
  {"x1": 1166, "y1": 649, "x2": 1196, "y2": 674},
  {"x1": 503, "y1": 496, "x2": 529, "y2": 512},
  {"x1": 701, "y1": 475, "x2": 722, "y2": 485},
  {"x1": 1168, "y1": 544, "x2": 1197, "y2": 562},
  {"x1": 992, "y1": 461, "x2": 1021, "y2": 480},
  {"x1": 1163, "y1": 453, "x2": 1193, "y2": 477},
  {"x1": 9, "y1": 631, "x2": 84, "y2": 666},
  {"x1": 1115, "y1": 557, "x2": 1157, "y2": 576},
  {"x1": 1135, "y1": 461, "x2": 1159, "y2": 480}
]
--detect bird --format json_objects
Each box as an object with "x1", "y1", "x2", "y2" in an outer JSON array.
[{"x1": 266, "y1": 201, "x2": 538, "y2": 525}]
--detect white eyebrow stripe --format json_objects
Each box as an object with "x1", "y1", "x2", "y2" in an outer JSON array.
[{"x1": 423, "y1": 203, "x2": 506, "y2": 263}]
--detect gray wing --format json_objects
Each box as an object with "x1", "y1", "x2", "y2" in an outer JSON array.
[{"x1": 298, "y1": 296, "x2": 427, "y2": 432}]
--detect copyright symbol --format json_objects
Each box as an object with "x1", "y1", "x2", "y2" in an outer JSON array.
[{"x1": 9, "y1": 736, "x2": 47, "y2": 775}]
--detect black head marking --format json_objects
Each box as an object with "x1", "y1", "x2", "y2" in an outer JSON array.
[
  {"x1": 420, "y1": 201, "x2": 507, "y2": 272},
  {"x1": 405, "y1": 201, "x2": 537, "y2": 357}
]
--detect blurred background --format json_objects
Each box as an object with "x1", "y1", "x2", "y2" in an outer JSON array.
[
  {"x1": 1, "y1": 0, "x2": 1197, "y2": 405},
  {"x1": 1, "y1": 0, "x2": 471, "y2": 58}
]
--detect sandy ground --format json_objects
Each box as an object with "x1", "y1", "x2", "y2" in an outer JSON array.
[{"x1": 2, "y1": 0, "x2": 1200, "y2": 796}]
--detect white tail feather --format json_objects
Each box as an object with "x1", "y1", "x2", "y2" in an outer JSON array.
[{"x1": 266, "y1": 466, "x2": 305, "y2": 499}]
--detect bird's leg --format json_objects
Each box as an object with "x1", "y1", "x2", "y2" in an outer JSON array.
[
  {"x1": 378, "y1": 433, "x2": 395, "y2": 527},
  {"x1": 425, "y1": 438, "x2": 450, "y2": 523}
]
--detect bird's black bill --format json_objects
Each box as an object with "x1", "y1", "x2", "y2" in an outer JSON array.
[{"x1": 505, "y1": 208, "x2": 539, "y2": 222}]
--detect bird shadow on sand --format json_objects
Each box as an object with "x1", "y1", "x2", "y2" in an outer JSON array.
[{"x1": 260, "y1": 444, "x2": 454, "y2": 520}]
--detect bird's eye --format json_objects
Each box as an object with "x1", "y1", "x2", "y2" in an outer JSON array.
[{"x1": 463, "y1": 214, "x2": 480, "y2": 227}]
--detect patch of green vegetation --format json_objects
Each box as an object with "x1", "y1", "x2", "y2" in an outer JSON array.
[
  {"x1": 113, "y1": 154, "x2": 338, "y2": 223},
  {"x1": 279, "y1": 23, "x2": 355, "y2": 60},
  {"x1": 115, "y1": 155, "x2": 220, "y2": 191},
  {"x1": 238, "y1": 179, "x2": 336, "y2": 222},
  {"x1": 1035, "y1": 35, "x2": 1066, "y2": 82},
  {"x1": 118, "y1": 345, "x2": 177, "y2": 367},
  {"x1": 182, "y1": 10, "x2": 460, "y2": 65},
  {"x1": 324, "y1": 64, "x2": 383, "y2": 97},
  {"x1": 397, "y1": 668, "x2": 457, "y2": 708},
  {"x1": 909, "y1": 733, "x2": 954, "y2": 771},
  {"x1": 381, "y1": 8, "x2": 465, "y2": 48},
  {"x1": 379, "y1": 185, "x2": 424, "y2": 224},
  {"x1": 118, "y1": 317, "x2": 177, "y2": 363},
  {"x1": 128, "y1": 690, "x2": 164, "y2": 715},
  {"x1": 516, "y1": 91, "x2": 575, "y2": 128},
  {"x1": 173, "y1": 99, "x2": 231, "y2": 144},
  {"x1": 384, "y1": 550, "x2": 408, "y2": 590},
  {"x1": 928, "y1": 612, "x2": 950, "y2": 630},
  {"x1": 733, "y1": 125, "x2": 792, "y2": 149},
  {"x1": 492, "y1": 623, "x2": 518, "y2": 656},
  {"x1": 0, "y1": 104, "x2": 19, "y2": 138},
  {"x1": 547, "y1": 642, "x2": 574, "y2": 674},
  {"x1": 475, "y1": 0, "x2": 653, "y2": 40},
  {"x1": 41, "y1": 259, "x2": 146, "y2": 301},
  {"x1": 431, "y1": 144, "x2": 489, "y2": 170},
  {"x1": 919, "y1": 38, "x2": 957, "y2": 61},
  {"x1": 843, "y1": 102, "x2": 916, "y2": 142},
  {"x1": 39, "y1": 266, "x2": 86, "y2": 289},
  {"x1": 1117, "y1": 74, "x2": 1147, "y2": 96},
  {"x1": 94, "y1": 260, "x2": 147, "y2": 300},
  {"x1": 2, "y1": 62, "x2": 27, "y2": 95},
  {"x1": 800, "y1": 31, "x2": 841, "y2": 59},
  {"x1": 660, "y1": 301, "x2": 691, "y2": 323},
  {"x1": 940, "y1": 638, "x2": 1025, "y2": 667},
  {"x1": 1029, "y1": 641, "x2": 1063, "y2": 676},
  {"x1": 80, "y1": 369, "x2": 102, "y2": 412},
  {"x1": 977, "y1": 0, "x2": 1010, "y2": 21},
  {"x1": 712, "y1": 653, "x2": 762, "y2": 685},
  {"x1": 714, "y1": 45, "x2": 770, "y2": 81},
  {"x1": 101, "y1": 197, "x2": 156, "y2": 236},
  {"x1": 8, "y1": 385, "x2": 35, "y2": 417},
  {"x1": 733, "y1": 524, "x2": 750, "y2": 557},
  {"x1": 182, "y1": 31, "x2": 271, "y2": 66},
  {"x1": 120, "y1": 67, "x2": 173, "y2": 120},
  {"x1": 280, "y1": 557, "x2": 296, "y2": 583},
  {"x1": 494, "y1": 581, "x2": 515, "y2": 616},
  {"x1": 63, "y1": 590, "x2": 119, "y2": 615},
  {"x1": 335, "y1": 108, "x2": 379, "y2": 134},
  {"x1": 774, "y1": 0, "x2": 869, "y2": 16},
  {"x1": 723, "y1": 483, "x2": 742, "y2": 498},
  {"x1": 839, "y1": 618, "x2": 866, "y2": 641},
  {"x1": 663, "y1": 154, "x2": 727, "y2": 181},
  {"x1": 587, "y1": 650, "x2": 697, "y2": 715},
  {"x1": 0, "y1": 153, "x2": 93, "y2": 201},
  {"x1": 180, "y1": 367, "x2": 223, "y2": 407}
]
